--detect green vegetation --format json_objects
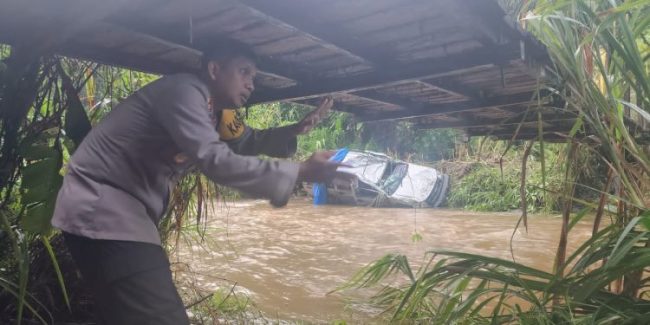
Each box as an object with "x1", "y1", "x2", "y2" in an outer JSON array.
[
  {"x1": 0, "y1": 46, "x2": 455, "y2": 323},
  {"x1": 0, "y1": 50, "x2": 163, "y2": 323},
  {"x1": 1, "y1": 0, "x2": 648, "y2": 323},
  {"x1": 449, "y1": 164, "x2": 539, "y2": 212},
  {"x1": 187, "y1": 286, "x2": 253, "y2": 323},
  {"x1": 446, "y1": 140, "x2": 606, "y2": 212},
  {"x1": 339, "y1": 217, "x2": 650, "y2": 324},
  {"x1": 246, "y1": 102, "x2": 357, "y2": 158},
  {"x1": 446, "y1": 141, "x2": 562, "y2": 212},
  {"x1": 246, "y1": 102, "x2": 458, "y2": 161},
  {"x1": 338, "y1": 0, "x2": 650, "y2": 323}
]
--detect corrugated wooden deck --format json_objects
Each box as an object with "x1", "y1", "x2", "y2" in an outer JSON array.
[{"x1": 0, "y1": 0, "x2": 574, "y2": 140}]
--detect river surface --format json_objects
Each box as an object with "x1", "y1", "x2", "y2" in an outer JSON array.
[{"x1": 174, "y1": 198, "x2": 594, "y2": 324}]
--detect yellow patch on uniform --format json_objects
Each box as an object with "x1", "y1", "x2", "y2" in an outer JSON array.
[{"x1": 217, "y1": 109, "x2": 245, "y2": 140}]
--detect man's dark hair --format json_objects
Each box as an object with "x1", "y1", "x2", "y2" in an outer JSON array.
[{"x1": 200, "y1": 38, "x2": 258, "y2": 68}]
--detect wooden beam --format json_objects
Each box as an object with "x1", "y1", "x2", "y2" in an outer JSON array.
[
  {"x1": 357, "y1": 91, "x2": 539, "y2": 122},
  {"x1": 59, "y1": 46, "x2": 179, "y2": 75},
  {"x1": 351, "y1": 89, "x2": 422, "y2": 110},
  {"x1": 0, "y1": 0, "x2": 131, "y2": 55},
  {"x1": 48, "y1": 21, "x2": 299, "y2": 90},
  {"x1": 102, "y1": 19, "x2": 312, "y2": 82},
  {"x1": 444, "y1": 0, "x2": 506, "y2": 47},
  {"x1": 50, "y1": 22, "x2": 202, "y2": 74},
  {"x1": 238, "y1": 0, "x2": 388, "y2": 67},
  {"x1": 476, "y1": 133, "x2": 577, "y2": 142},
  {"x1": 457, "y1": 0, "x2": 549, "y2": 63},
  {"x1": 103, "y1": 1, "x2": 538, "y2": 109},
  {"x1": 467, "y1": 123, "x2": 580, "y2": 138},
  {"x1": 418, "y1": 78, "x2": 486, "y2": 101},
  {"x1": 414, "y1": 116, "x2": 577, "y2": 130},
  {"x1": 413, "y1": 106, "x2": 575, "y2": 128},
  {"x1": 249, "y1": 42, "x2": 522, "y2": 104}
]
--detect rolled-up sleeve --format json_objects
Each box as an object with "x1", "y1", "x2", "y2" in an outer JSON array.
[{"x1": 152, "y1": 77, "x2": 298, "y2": 207}]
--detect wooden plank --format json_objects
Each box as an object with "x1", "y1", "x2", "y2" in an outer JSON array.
[
  {"x1": 397, "y1": 40, "x2": 484, "y2": 62},
  {"x1": 68, "y1": 18, "x2": 312, "y2": 84},
  {"x1": 319, "y1": 63, "x2": 375, "y2": 78},
  {"x1": 106, "y1": 9, "x2": 336, "y2": 83},
  {"x1": 444, "y1": 0, "x2": 507, "y2": 46},
  {"x1": 414, "y1": 116, "x2": 577, "y2": 130},
  {"x1": 294, "y1": 94, "x2": 402, "y2": 112},
  {"x1": 249, "y1": 42, "x2": 522, "y2": 104},
  {"x1": 139, "y1": 0, "x2": 234, "y2": 25},
  {"x1": 272, "y1": 45, "x2": 334, "y2": 60},
  {"x1": 468, "y1": 121, "x2": 579, "y2": 135},
  {"x1": 238, "y1": 0, "x2": 375, "y2": 65},
  {"x1": 361, "y1": 14, "x2": 471, "y2": 47},
  {"x1": 229, "y1": 22, "x2": 295, "y2": 46},
  {"x1": 58, "y1": 22, "x2": 300, "y2": 89},
  {"x1": 338, "y1": 1, "x2": 443, "y2": 35},
  {"x1": 58, "y1": 39, "x2": 189, "y2": 75},
  {"x1": 416, "y1": 79, "x2": 482, "y2": 101},
  {"x1": 254, "y1": 71, "x2": 297, "y2": 89},
  {"x1": 456, "y1": 0, "x2": 549, "y2": 62},
  {"x1": 351, "y1": 89, "x2": 422, "y2": 110},
  {"x1": 0, "y1": 0, "x2": 132, "y2": 55},
  {"x1": 357, "y1": 92, "x2": 539, "y2": 122},
  {"x1": 241, "y1": 0, "x2": 420, "y2": 65},
  {"x1": 299, "y1": 0, "x2": 407, "y2": 25},
  {"x1": 469, "y1": 129, "x2": 580, "y2": 141},
  {"x1": 254, "y1": 35, "x2": 319, "y2": 56},
  {"x1": 475, "y1": 133, "x2": 577, "y2": 142},
  {"x1": 378, "y1": 29, "x2": 476, "y2": 55},
  {"x1": 192, "y1": 5, "x2": 261, "y2": 35}
]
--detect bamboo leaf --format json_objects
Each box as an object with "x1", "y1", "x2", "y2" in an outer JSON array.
[
  {"x1": 640, "y1": 211, "x2": 650, "y2": 231},
  {"x1": 17, "y1": 143, "x2": 56, "y2": 161},
  {"x1": 0, "y1": 278, "x2": 48, "y2": 324},
  {"x1": 21, "y1": 198, "x2": 56, "y2": 235},
  {"x1": 606, "y1": 217, "x2": 644, "y2": 268},
  {"x1": 57, "y1": 62, "x2": 91, "y2": 147},
  {"x1": 568, "y1": 207, "x2": 593, "y2": 232},
  {"x1": 41, "y1": 237, "x2": 70, "y2": 311},
  {"x1": 20, "y1": 158, "x2": 58, "y2": 189}
]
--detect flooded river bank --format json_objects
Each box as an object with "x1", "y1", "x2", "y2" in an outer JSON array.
[{"x1": 174, "y1": 199, "x2": 594, "y2": 323}]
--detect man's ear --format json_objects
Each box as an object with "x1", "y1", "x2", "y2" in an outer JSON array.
[{"x1": 207, "y1": 61, "x2": 221, "y2": 81}]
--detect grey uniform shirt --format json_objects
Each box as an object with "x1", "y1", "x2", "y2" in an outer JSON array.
[{"x1": 52, "y1": 73, "x2": 299, "y2": 245}]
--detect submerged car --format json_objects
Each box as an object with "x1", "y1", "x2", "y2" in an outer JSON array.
[{"x1": 307, "y1": 150, "x2": 449, "y2": 208}]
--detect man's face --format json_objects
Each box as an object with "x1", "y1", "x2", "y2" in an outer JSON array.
[{"x1": 207, "y1": 56, "x2": 257, "y2": 109}]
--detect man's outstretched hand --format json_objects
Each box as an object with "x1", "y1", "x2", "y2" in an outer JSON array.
[
  {"x1": 297, "y1": 151, "x2": 354, "y2": 183},
  {"x1": 292, "y1": 97, "x2": 333, "y2": 135}
]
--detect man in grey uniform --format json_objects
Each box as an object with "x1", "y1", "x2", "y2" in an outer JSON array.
[{"x1": 51, "y1": 39, "x2": 342, "y2": 324}]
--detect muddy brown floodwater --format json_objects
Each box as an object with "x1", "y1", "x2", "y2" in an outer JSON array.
[{"x1": 175, "y1": 198, "x2": 594, "y2": 324}]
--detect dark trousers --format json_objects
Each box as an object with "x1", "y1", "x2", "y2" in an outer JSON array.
[{"x1": 63, "y1": 233, "x2": 189, "y2": 325}]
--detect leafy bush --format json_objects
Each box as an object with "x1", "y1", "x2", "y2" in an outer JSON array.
[
  {"x1": 447, "y1": 152, "x2": 563, "y2": 212},
  {"x1": 448, "y1": 164, "x2": 525, "y2": 211}
]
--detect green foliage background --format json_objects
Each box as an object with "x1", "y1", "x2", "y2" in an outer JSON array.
[{"x1": 2, "y1": 0, "x2": 648, "y2": 322}]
